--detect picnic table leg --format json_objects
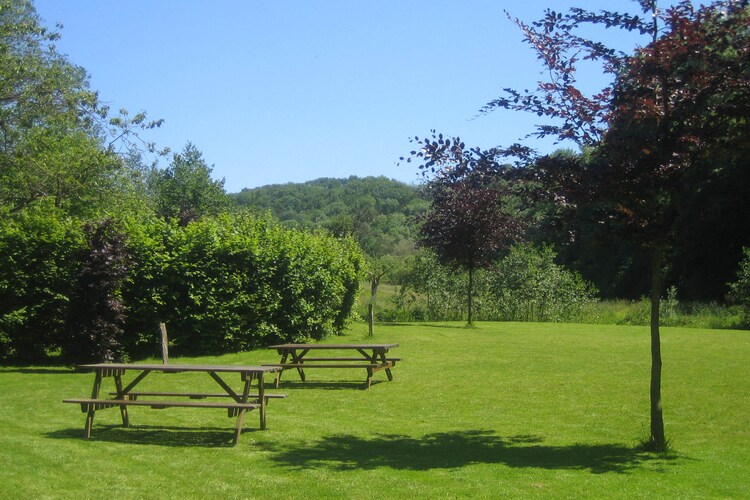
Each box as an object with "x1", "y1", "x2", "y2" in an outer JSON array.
[
  {"x1": 257, "y1": 374, "x2": 267, "y2": 430},
  {"x1": 291, "y1": 349, "x2": 307, "y2": 382},
  {"x1": 232, "y1": 374, "x2": 256, "y2": 444},
  {"x1": 379, "y1": 351, "x2": 394, "y2": 381},
  {"x1": 84, "y1": 370, "x2": 103, "y2": 438},
  {"x1": 113, "y1": 371, "x2": 130, "y2": 428},
  {"x1": 233, "y1": 408, "x2": 247, "y2": 445},
  {"x1": 273, "y1": 351, "x2": 289, "y2": 388}
]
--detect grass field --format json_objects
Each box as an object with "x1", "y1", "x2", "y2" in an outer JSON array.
[{"x1": 1, "y1": 322, "x2": 748, "y2": 498}]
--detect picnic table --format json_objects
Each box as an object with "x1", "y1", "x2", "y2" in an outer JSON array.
[
  {"x1": 265, "y1": 343, "x2": 400, "y2": 389},
  {"x1": 63, "y1": 363, "x2": 283, "y2": 445}
]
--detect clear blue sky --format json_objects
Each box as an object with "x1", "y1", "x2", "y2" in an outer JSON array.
[{"x1": 34, "y1": 1, "x2": 652, "y2": 193}]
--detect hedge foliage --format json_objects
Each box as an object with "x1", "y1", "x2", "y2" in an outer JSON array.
[{"x1": 0, "y1": 207, "x2": 365, "y2": 362}]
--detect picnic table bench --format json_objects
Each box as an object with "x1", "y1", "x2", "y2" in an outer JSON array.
[
  {"x1": 264, "y1": 343, "x2": 399, "y2": 389},
  {"x1": 63, "y1": 363, "x2": 283, "y2": 445}
]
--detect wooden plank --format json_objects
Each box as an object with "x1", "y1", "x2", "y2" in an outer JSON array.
[
  {"x1": 76, "y1": 363, "x2": 281, "y2": 374},
  {"x1": 159, "y1": 322, "x2": 169, "y2": 364},
  {"x1": 298, "y1": 357, "x2": 401, "y2": 362},
  {"x1": 269, "y1": 343, "x2": 398, "y2": 349},
  {"x1": 107, "y1": 391, "x2": 287, "y2": 399},
  {"x1": 263, "y1": 363, "x2": 383, "y2": 369}
]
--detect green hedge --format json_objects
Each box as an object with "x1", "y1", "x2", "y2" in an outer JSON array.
[
  {"x1": 0, "y1": 209, "x2": 365, "y2": 362},
  {"x1": 0, "y1": 204, "x2": 84, "y2": 361}
]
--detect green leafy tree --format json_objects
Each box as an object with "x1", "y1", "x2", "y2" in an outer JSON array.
[
  {"x1": 0, "y1": 0, "x2": 164, "y2": 216},
  {"x1": 728, "y1": 248, "x2": 750, "y2": 325},
  {"x1": 0, "y1": 202, "x2": 84, "y2": 361},
  {"x1": 150, "y1": 143, "x2": 228, "y2": 226}
]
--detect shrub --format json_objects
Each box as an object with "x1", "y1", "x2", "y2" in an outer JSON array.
[
  {"x1": 0, "y1": 209, "x2": 366, "y2": 362},
  {"x1": 161, "y1": 213, "x2": 365, "y2": 354},
  {"x1": 728, "y1": 247, "x2": 750, "y2": 325},
  {"x1": 483, "y1": 244, "x2": 598, "y2": 322},
  {"x1": 385, "y1": 245, "x2": 597, "y2": 323},
  {"x1": 0, "y1": 203, "x2": 84, "y2": 362}
]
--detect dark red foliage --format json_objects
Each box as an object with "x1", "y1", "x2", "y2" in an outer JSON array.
[{"x1": 417, "y1": 182, "x2": 524, "y2": 271}]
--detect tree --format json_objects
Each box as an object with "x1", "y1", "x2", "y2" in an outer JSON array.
[
  {"x1": 0, "y1": 0, "x2": 164, "y2": 216},
  {"x1": 409, "y1": 0, "x2": 749, "y2": 451},
  {"x1": 405, "y1": 134, "x2": 525, "y2": 325},
  {"x1": 728, "y1": 248, "x2": 750, "y2": 324},
  {"x1": 573, "y1": 1, "x2": 747, "y2": 451},
  {"x1": 64, "y1": 218, "x2": 130, "y2": 363},
  {"x1": 150, "y1": 143, "x2": 228, "y2": 226}
]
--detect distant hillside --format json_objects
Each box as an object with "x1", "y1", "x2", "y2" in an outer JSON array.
[{"x1": 231, "y1": 176, "x2": 428, "y2": 258}]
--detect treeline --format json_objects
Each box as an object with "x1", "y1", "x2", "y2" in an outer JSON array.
[
  {"x1": 232, "y1": 176, "x2": 427, "y2": 258},
  {"x1": 230, "y1": 169, "x2": 749, "y2": 304},
  {"x1": 0, "y1": 2, "x2": 364, "y2": 363}
]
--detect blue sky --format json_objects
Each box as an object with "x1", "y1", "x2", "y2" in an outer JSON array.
[{"x1": 34, "y1": 1, "x2": 651, "y2": 192}]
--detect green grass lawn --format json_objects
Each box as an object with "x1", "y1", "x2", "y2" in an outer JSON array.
[{"x1": 1, "y1": 322, "x2": 748, "y2": 498}]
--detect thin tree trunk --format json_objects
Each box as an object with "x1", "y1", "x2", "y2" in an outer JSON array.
[
  {"x1": 649, "y1": 244, "x2": 667, "y2": 451},
  {"x1": 467, "y1": 267, "x2": 474, "y2": 326},
  {"x1": 368, "y1": 274, "x2": 379, "y2": 338}
]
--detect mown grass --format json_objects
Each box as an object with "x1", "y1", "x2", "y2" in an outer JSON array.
[{"x1": 1, "y1": 322, "x2": 748, "y2": 498}]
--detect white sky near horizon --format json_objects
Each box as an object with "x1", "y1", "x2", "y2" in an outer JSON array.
[{"x1": 34, "y1": 1, "x2": 659, "y2": 193}]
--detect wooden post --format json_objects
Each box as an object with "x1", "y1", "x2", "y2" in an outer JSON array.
[{"x1": 159, "y1": 322, "x2": 169, "y2": 365}]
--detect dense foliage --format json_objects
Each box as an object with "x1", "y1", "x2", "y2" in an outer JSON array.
[
  {"x1": 149, "y1": 143, "x2": 229, "y2": 226},
  {"x1": 386, "y1": 245, "x2": 596, "y2": 323},
  {"x1": 0, "y1": 210, "x2": 364, "y2": 362},
  {"x1": 232, "y1": 176, "x2": 427, "y2": 259},
  {"x1": 729, "y1": 248, "x2": 750, "y2": 324}
]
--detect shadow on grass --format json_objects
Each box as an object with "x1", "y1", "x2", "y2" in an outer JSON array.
[
  {"x1": 0, "y1": 367, "x2": 76, "y2": 374},
  {"x1": 378, "y1": 322, "x2": 464, "y2": 330},
  {"x1": 46, "y1": 425, "x2": 244, "y2": 448},
  {"x1": 259, "y1": 430, "x2": 680, "y2": 474},
  {"x1": 276, "y1": 380, "x2": 386, "y2": 390}
]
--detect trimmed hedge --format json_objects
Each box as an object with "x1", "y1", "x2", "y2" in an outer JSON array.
[{"x1": 0, "y1": 209, "x2": 365, "y2": 362}]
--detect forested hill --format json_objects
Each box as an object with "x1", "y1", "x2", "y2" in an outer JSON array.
[{"x1": 231, "y1": 176, "x2": 428, "y2": 258}]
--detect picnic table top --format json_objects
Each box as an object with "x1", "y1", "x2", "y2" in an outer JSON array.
[
  {"x1": 268, "y1": 343, "x2": 399, "y2": 350},
  {"x1": 77, "y1": 363, "x2": 281, "y2": 373}
]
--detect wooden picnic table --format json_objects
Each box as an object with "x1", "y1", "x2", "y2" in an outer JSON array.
[
  {"x1": 265, "y1": 343, "x2": 400, "y2": 389},
  {"x1": 63, "y1": 363, "x2": 283, "y2": 445}
]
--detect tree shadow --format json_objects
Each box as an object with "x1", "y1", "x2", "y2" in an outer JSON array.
[
  {"x1": 46, "y1": 424, "x2": 244, "y2": 448},
  {"x1": 0, "y1": 367, "x2": 76, "y2": 374},
  {"x1": 258, "y1": 430, "x2": 681, "y2": 474}
]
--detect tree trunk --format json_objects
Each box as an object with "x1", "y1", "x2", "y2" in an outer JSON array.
[
  {"x1": 648, "y1": 245, "x2": 667, "y2": 451},
  {"x1": 467, "y1": 267, "x2": 474, "y2": 326},
  {"x1": 368, "y1": 274, "x2": 380, "y2": 338}
]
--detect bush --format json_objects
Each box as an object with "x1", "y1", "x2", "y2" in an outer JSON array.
[
  {"x1": 728, "y1": 247, "x2": 750, "y2": 325},
  {"x1": 0, "y1": 203, "x2": 84, "y2": 362},
  {"x1": 158, "y1": 213, "x2": 365, "y2": 355},
  {"x1": 483, "y1": 244, "x2": 597, "y2": 322},
  {"x1": 0, "y1": 209, "x2": 366, "y2": 362},
  {"x1": 63, "y1": 219, "x2": 130, "y2": 363},
  {"x1": 384, "y1": 245, "x2": 597, "y2": 323}
]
